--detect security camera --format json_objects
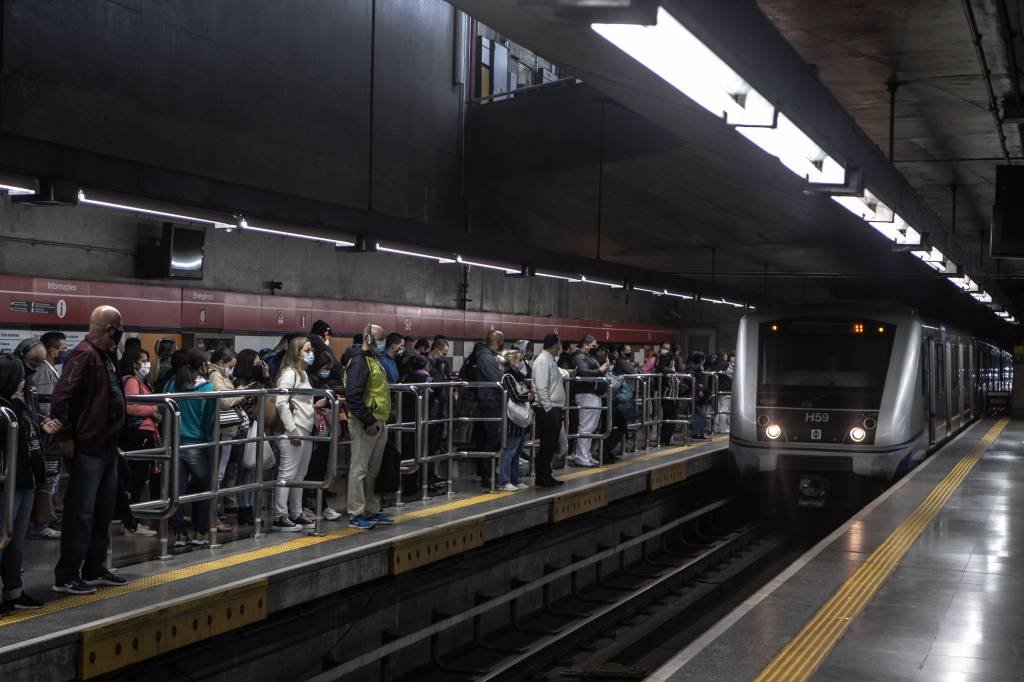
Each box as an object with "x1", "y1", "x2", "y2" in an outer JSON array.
[{"x1": 268, "y1": 280, "x2": 283, "y2": 295}]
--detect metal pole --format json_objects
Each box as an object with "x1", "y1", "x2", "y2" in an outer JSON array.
[
  {"x1": 208, "y1": 406, "x2": 223, "y2": 549},
  {"x1": 0, "y1": 407, "x2": 19, "y2": 550},
  {"x1": 254, "y1": 394, "x2": 267, "y2": 539}
]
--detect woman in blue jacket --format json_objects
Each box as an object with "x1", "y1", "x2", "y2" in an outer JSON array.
[{"x1": 164, "y1": 349, "x2": 217, "y2": 548}]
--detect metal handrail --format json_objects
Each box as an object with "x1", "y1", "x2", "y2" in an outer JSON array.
[
  {"x1": 121, "y1": 386, "x2": 341, "y2": 556},
  {"x1": 0, "y1": 406, "x2": 18, "y2": 550}
]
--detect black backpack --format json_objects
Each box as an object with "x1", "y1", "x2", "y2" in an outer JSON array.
[{"x1": 461, "y1": 346, "x2": 481, "y2": 382}]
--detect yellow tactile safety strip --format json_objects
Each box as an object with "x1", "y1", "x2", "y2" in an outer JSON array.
[
  {"x1": 756, "y1": 418, "x2": 1009, "y2": 682},
  {"x1": 0, "y1": 435, "x2": 724, "y2": 631}
]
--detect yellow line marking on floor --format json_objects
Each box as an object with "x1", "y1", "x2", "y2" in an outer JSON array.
[
  {"x1": 755, "y1": 418, "x2": 1008, "y2": 682},
  {"x1": 0, "y1": 435, "x2": 726, "y2": 631}
]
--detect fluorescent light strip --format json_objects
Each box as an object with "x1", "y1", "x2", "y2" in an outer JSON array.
[
  {"x1": 593, "y1": 8, "x2": 775, "y2": 126},
  {"x1": 736, "y1": 113, "x2": 845, "y2": 184},
  {"x1": 579, "y1": 275, "x2": 623, "y2": 289},
  {"x1": 0, "y1": 183, "x2": 34, "y2": 196},
  {"x1": 78, "y1": 190, "x2": 222, "y2": 225},
  {"x1": 536, "y1": 271, "x2": 581, "y2": 283},
  {"x1": 376, "y1": 244, "x2": 456, "y2": 264},
  {"x1": 831, "y1": 189, "x2": 892, "y2": 223},
  {"x1": 634, "y1": 287, "x2": 665, "y2": 296},
  {"x1": 972, "y1": 291, "x2": 992, "y2": 304},
  {"x1": 869, "y1": 213, "x2": 921, "y2": 245},
  {"x1": 455, "y1": 255, "x2": 521, "y2": 274},
  {"x1": 242, "y1": 222, "x2": 354, "y2": 247}
]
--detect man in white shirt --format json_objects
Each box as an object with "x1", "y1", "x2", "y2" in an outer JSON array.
[{"x1": 532, "y1": 333, "x2": 566, "y2": 487}]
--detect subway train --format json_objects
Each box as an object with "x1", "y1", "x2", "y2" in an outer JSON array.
[{"x1": 729, "y1": 301, "x2": 1013, "y2": 508}]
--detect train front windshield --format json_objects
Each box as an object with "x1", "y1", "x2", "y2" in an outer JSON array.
[{"x1": 758, "y1": 318, "x2": 895, "y2": 409}]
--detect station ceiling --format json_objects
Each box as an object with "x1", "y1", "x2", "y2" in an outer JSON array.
[{"x1": 453, "y1": 0, "x2": 1021, "y2": 343}]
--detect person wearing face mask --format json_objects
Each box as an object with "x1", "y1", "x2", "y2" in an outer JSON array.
[
  {"x1": 377, "y1": 333, "x2": 403, "y2": 385},
  {"x1": 302, "y1": 344, "x2": 342, "y2": 522},
  {"x1": 0, "y1": 352, "x2": 54, "y2": 613},
  {"x1": 117, "y1": 348, "x2": 160, "y2": 537},
  {"x1": 570, "y1": 336, "x2": 610, "y2": 468},
  {"x1": 343, "y1": 325, "x2": 393, "y2": 530},
  {"x1": 272, "y1": 336, "x2": 325, "y2": 532},
  {"x1": 37, "y1": 332, "x2": 68, "y2": 535},
  {"x1": 15, "y1": 337, "x2": 62, "y2": 542},
  {"x1": 164, "y1": 349, "x2": 219, "y2": 547},
  {"x1": 50, "y1": 305, "x2": 129, "y2": 594},
  {"x1": 208, "y1": 348, "x2": 243, "y2": 532}
]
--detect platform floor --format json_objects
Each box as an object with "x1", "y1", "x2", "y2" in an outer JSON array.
[
  {"x1": 652, "y1": 417, "x2": 1024, "y2": 682},
  {"x1": 0, "y1": 434, "x2": 729, "y2": 679}
]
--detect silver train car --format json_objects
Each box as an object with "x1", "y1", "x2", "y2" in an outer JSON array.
[{"x1": 730, "y1": 301, "x2": 1012, "y2": 506}]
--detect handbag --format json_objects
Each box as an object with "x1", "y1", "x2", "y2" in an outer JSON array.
[
  {"x1": 220, "y1": 406, "x2": 245, "y2": 428},
  {"x1": 242, "y1": 422, "x2": 276, "y2": 469},
  {"x1": 507, "y1": 399, "x2": 533, "y2": 428}
]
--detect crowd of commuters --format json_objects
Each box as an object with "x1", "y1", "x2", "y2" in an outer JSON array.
[{"x1": 0, "y1": 305, "x2": 734, "y2": 614}]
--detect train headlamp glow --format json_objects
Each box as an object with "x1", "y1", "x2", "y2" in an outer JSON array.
[
  {"x1": 765, "y1": 424, "x2": 782, "y2": 440},
  {"x1": 849, "y1": 426, "x2": 867, "y2": 442}
]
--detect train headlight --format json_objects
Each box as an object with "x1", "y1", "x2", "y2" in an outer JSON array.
[
  {"x1": 765, "y1": 424, "x2": 782, "y2": 440},
  {"x1": 849, "y1": 426, "x2": 867, "y2": 442}
]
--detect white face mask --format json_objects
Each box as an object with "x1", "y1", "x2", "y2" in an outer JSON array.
[
  {"x1": 225, "y1": 365, "x2": 234, "y2": 378},
  {"x1": 302, "y1": 352, "x2": 315, "y2": 365},
  {"x1": 138, "y1": 362, "x2": 151, "y2": 379}
]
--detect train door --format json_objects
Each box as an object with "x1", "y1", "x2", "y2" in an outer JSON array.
[
  {"x1": 940, "y1": 342, "x2": 951, "y2": 438},
  {"x1": 925, "y1": 338, "x2": 936, "y2": 445}
]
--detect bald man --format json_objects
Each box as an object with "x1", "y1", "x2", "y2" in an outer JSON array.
[
  {"x1": 50, "y1": 305, "x2": 129, "y2": 594},
  {"x1": 343, "y1": 324, "x2": 393, "y2": 530}
]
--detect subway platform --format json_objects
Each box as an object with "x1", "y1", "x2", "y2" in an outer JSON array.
[
  {"x1": 0, "y1": 435, "x2": 729, "y2": 680},
  {"x1": 651, "y1": 417, "x2": 1024, "y2": 682}
]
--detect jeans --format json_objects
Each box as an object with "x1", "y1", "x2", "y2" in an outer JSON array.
[
  {"x1": 534, "y1": 406, "x2": 562, "y2": 483},
  {"x1": 573, "y1": 393, "x2": 601, "y2": 461},
  {"x1": 1, "y1": 489, "x2": 33, "y2": 599},
  {"x1": 347, "y1": 417, "x2": 387, "y2": 519},
  {"x1": 499, "y1": 432, "x2": 524, "y2": 486},
  {"x1": 274, "y1": 436, "x2": 313, "y2": 519},
  {"x1": 691, "y1": 403, "x2": 708, "y2": 438},
  {"x1": 172, "y1": 444, "x2": 212, "y2": 534},
  {"x1": 55, "y1": 450, "x2": 118, "y2": 584}
]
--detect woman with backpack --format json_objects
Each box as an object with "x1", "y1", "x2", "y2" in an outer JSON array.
[
  {"x1": 0, "y1": 353, "x2": 55, "y2": 613},
  {"x1": 117, "y1": 347, "x2": 160, "y2": 537},
  {"x1": 165, "y1": 348, "x2": 218, "y2": 547},
  {"x1": 497, "y1": 349, "x2": 533, "y2": 492}
]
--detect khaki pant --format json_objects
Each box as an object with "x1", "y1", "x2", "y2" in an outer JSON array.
[{"x1": 347, "y1": 416, "x2": 387, "y2": 519}]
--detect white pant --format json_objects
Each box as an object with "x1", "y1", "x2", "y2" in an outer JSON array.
[
  {"x1": 273, "y1": 436, "x2": 313, "y2": 519},
  {"x1": 574, "y1": 393, "x2": 602, "y2": 461}
]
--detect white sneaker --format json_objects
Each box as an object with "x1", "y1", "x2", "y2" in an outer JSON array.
[
  {"x1": 570, "y1": 457, "x2": 596, "y2": 467},
  {"x1": 515, "y1": 483, "x2": 529, "y2": 490},
  {"x1": 586, "y1": 457, "x2": 601, "y2": 466},
  {"x1": 322, "y1": 507, "x2": 342, "y2": 521},
  {"x1": 498, "y1": 483, "x2": 519, "y2": 492}
]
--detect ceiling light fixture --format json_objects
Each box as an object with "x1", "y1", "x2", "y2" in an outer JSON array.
[
  {"x1": 831, "y1": 188, "x2": 892, "y2": 223},
  {"x1": 579, "y1": 275, "x2": 624, "y2": 289},
  {"x1": 78, "y1": 190, "x2": 227, "y2": 225},
  {"x1": 535, "y1": 271, "x2": 582, "y2": 283},
  {"x1": 237, "y1": 219, "x2": 354, "y2": 248},
  {"x1": 454, "y1": 255, "x2": 521, "y2": 274},
  {"x1": 593, "y1": 8, "x2": 776, "y2": 126},
  {"x1": 0, "y1": 182, "x2": 35, "y2": 196},
  {"x1": 375, "y1": 241, "x2": 457, "y2": 264},
  {"x1": 735, "y1": 113, "x2": 846, "y2": 184}
]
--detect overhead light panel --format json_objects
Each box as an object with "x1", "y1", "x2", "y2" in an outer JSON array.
[
  {"x1": 911, "y1": 247, "x2": 946, "y2": 272},
  {"x1": 593, "y1": 8, "x2": 775, "y2": 126},
  {"x1": 972, "y1": 291, "x2": 992, "y2": 304},
  {"x1": 869, "y1": 213, "x2": 921, "y2": 245},
  {"x1": 736, "y1": 113, "x2": 845, "y2": 184},
  {"x1": 535, "y1": 271, "x2": 582, "y2": 283},
  {"x1": 78, "y1": 190, "x2": 229, "y2": 225},
  {"x1": 948, "y1": 275, "x2": 979, "y2": 293},
  {"x1": 579, "y1": 275, "x2": 624, "y2": 289},
  {"x1": 375, "y1": 241, "x2": 456, "y2": 264},
  {"x1": 238, "y1": 219, "x2": 354, "y2": 248},
  {"x1": 831, "y1": 188, "x2": 892, "y2": 223},
  {"x1": 0, "y1": 182, "x2": 35, "y2": 196},
  {"x1": 454, "y1": 254, "x2": 521, "y2": 275}
]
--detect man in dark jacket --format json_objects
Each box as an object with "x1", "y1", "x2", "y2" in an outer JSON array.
[
  {"x1": 571, "y1": 336, "x2": 609, "y2": 467},
  {"x1": 474, "y1": 330, "x2": 504, "y2": 488},
  {"x1": 50, "y1": 305, "x2": 129, "y2": 594},
  {"x1": 687, "y1": 351, "x2": 709, "y2": 440}
]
